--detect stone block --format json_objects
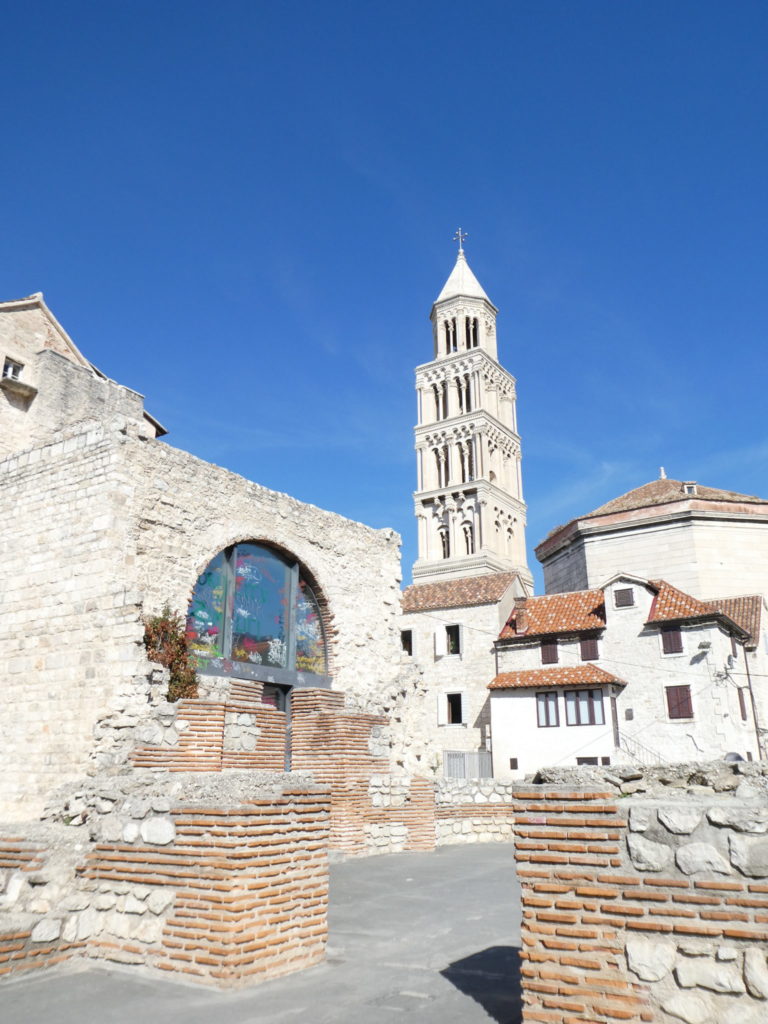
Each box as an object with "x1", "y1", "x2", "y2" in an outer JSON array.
[
  {"x1": 625, "y1": 936, "x2": 676, "y2": 981},
  {"x1": 627, "y1": 833, "x2": 672, "y2": 871},
  {"x1": 676, "y1": 842, "x2": 731, "y2": 875},
  {"x1": 31, "y1": 918, "x2": 61, "y2": 943},
  {"x1": 662, "y1": 991, "x2": 713, "y2": 1024},
  {"x1": 744, "y1": 948, "x2": 768, "y2": 999},
  {"x1": 140, "y1": 816, "x2": 175, "y2": 845},
  {"x1": 658, "y1": 806, "x2": 702, "y2": 834},
  {"x1": 729, "y1": 834, "x2": 768, "y2": 877},
  {"x1": 675, "y1": 958, "x2": 745, "y2": 994},
  {"x1": 708, "y1": 806, "x2": 768, "y2": 834}
]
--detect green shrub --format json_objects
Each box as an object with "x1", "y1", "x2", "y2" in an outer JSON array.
[{"x1": 144, "y1": 605, "x2": 198, "y2": 702}]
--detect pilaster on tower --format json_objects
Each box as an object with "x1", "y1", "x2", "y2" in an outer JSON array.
[{"x1": 412, "y1": 243, "x2": 533, "y2": 590}]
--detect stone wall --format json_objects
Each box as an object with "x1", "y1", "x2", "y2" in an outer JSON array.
[
  {"x1": 435, "y1": 778, "x2": 515, "y2": 844},
  {"x1": 0, "y1": 773, "x2": 329, "y2": 987},
  {"x1": 515, "y1": 762, "x2": 768, "y2": 1024}
]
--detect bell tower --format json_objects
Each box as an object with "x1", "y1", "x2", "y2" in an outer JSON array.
[{"x1": 412, "y1": 234, "x2": 532, "y2": 589}]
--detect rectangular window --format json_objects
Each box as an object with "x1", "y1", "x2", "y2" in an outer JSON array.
[
  {"x1": 738, "y1": 687, "x2": 748, "y2": 722},
  {"x1": 536, "y1": 691, "x2": 559, "y2": 728},
  {"x1": 661, "y1": 626, "x2": 683, "y2": 655},
  {"x1": 666, "y1": 684, "x2": 693, "y2": 719},
  {"x1": 541, "y1": 638, "x2": 559, "y2": 664},
  {"x1": 2, "y1": 358, "x2": 22, "y2": 380},
  {"x1": 564, "y1": 688, "x2": 605, "y2": 726},
  {"x1": 580, "y1": 636, "x2": 599, "y2": 661},
  {"x1": 447, "y1": 692, "x2": 463, "y2": 724},
  {"x1": 400, "y1": 630, "x2": 413, "y2": 656},
  {"x1": 576, "y1": 757, "x2": 598, "y2": 766},
  {"x1": 509, "y1": 757, "x2": 518, "y2": 770},
  {"x1": 615, "y1": 588, "x2": 635, "y2": 608},
  {"x1": 601, "y1": 756, "x2": 611, "y2": 766},
  {"x1": 446, "y1": 624, "x2": 461, "y2": 655}
]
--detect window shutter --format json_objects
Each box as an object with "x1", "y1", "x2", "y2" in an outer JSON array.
[
  {"x1": 458, "y1": 624, "x2": 464, "y2": 655},
  {"x1": 580, "y1": 636, "x2": 599, "y2": 661},
  {"x1": 456, "y1": 690, "x2": 466, "y2": 725},
  {"x1": 666, "y1": 685, "x2": 693, "y2": 719},
  {"x1": 661, "y1": 626, "x2": 683, "y2": 654},
  {"x1": 738, "y1": 687, "x2": 748, "y2": 722},
  {"x1": 541, "y1": 639, "x2": 559, "y2": 664},
  {"x1": 434, "y1": 628, "x2": 447, "y2": 657},
  {"x1": 437, "y1": 693, "x2": 448, "y2": 726},
  {"x1": 615, "y1": 588, "x2": 635, "y2": 608}
]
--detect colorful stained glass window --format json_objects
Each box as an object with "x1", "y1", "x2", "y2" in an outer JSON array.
[
  {"x1": 232, "y1": 544, "x2": 290, "y2": 667},
  {"x1": 295, "y1": 579, "x2": 326, "y2": 674},
  {"x1": 186, "y1": 549, "x2": 227, "y2": 660},
  {"x1": 186, "y1": 543, "x2": 327, "y2": 679}
]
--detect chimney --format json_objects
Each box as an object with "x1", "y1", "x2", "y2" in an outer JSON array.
[{"x1": 513, "y1": 596, "x2": 528, "y2": 634}]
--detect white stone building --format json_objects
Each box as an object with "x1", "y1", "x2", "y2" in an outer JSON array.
[
  {"x1": 489, "y1": 574, "x2": 765, "y2": 779},
  {"x1": 402, "y1": 243, "x2": 532, "y2": 776},
  {"x1": 537, "y1": 474, "x2": 768, "y2": 601}
]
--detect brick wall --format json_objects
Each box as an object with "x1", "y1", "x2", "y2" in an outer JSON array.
[
  {"x1": 0, "y1": 777, "x2": 330, "y2": 988},
  {"x1": 514, "y1": 786, "x2": 768, "y2": 1024}
]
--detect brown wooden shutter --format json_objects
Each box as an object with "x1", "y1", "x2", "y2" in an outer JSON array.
[
  {"x1": 541, "y1": 639, "x2": 559, "y2": 664},
  {"x1": 615, "y1": 588, "x2": 635, "y2": 607},
  {"x1": 738, "y1": 687, "x2": 748, "y2": 721},
  {"x1": 666, "y1": 685, "x2": 693, "y2": 719},
  {"x1": 661, "y1": 626, "x2": 683, "y2": 654},
  {"x1": 580, "y1": 636, "x2": 599, "y2": 661}
]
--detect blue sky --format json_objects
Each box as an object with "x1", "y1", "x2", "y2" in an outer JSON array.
[{"x1": 3, "y1": 2, "x2": 768, "y2": 590}]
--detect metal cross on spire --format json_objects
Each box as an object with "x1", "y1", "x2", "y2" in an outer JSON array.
[{"x1": 454, "y1": 228, "x2": 467, "y2": 254}]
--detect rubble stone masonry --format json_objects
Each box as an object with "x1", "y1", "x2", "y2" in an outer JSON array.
[{"x1": 515, "y1": 779, "x2": 768, "y2": 1024}]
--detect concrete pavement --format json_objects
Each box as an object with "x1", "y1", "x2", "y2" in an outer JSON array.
[{"x1": 3, "y1": 843, "x2": 522, "y2": 1024}]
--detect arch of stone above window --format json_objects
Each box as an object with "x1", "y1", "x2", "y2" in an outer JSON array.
[{"x1": 186, "y1": 542, "x2": 330, "y2": 688}]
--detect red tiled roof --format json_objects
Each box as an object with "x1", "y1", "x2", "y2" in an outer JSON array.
[
  {"x1": 538, "y1": 478, "x2": 768, "y2": 552},
  {"x1": 402, "y1": 572, "x2": 520, "y2": 613},
  {"x1": 489, "y1": 665, "x2": 623, "y2": 689},
  {"x1": 499, "y1": 590, "x2": 605, "y2": 641},
  {"x1": 702, "y1": 595, "x2": 763, "y2": 645},
  {"x1": 646, "y1": 580, "x2": 714, "y2": 623}
]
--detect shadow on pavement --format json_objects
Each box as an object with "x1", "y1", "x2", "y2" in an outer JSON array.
[{"x1": 440, "y1": 945, "x2": 521, "y2": 1024}]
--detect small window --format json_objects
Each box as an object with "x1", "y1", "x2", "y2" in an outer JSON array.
[
  {"x1": 564, "y1": 689, "x2": 605, "y2": 726},
  {"x1": 601, "y1": 756, "x2": 611, "y2": 766},
  {"x1": 615, "y1": 588, "x2": 635, "y2": 608},
  {"x1": 509, "y1": 757, "x2": 519, "y2": 770},
  {"x1": 580, "y1": 636, "x2": 599, "y2": 661},
  {"x1": 747, "y1": 751, "x2": 753, "y2": 762},
  {"x1": 624, "y1": 708, "x2": 634, "y2": 721},
  {"x1": 401, "y1": 630, "x2": 413, "y2": 657},
  {"x1": 447, "y1": 692, "x2": 463, "y2": 724},
  {"x1": 261, "y1": 684, "x2": 287, "y2": 711},
  {"x1": 666, "y1": 684, "x2": 693, "y2": 720},
  {"x1": 661, "y1": 626, "x2": 683, "y2": 655},
  {"x1": 738, "y1": 687, "x2": 748, "y2": 722},
  {"x1": 683, "y1": 483, "x2": 697, "y2": 495},
  {"x1": 446, "y1": 624, "x2": 461, "y2": 655},
  {"x1": 576, "y1": 757, "x2": 598, "y2": 766},
  {"x1": 2, "y1": 358, "x2": 23, "y2": 381},
  {"x1": 541, "y1": 638, "x2": 559, "y2": 665},
  {"x1": 731, "y1": 636, "x2": 739, "y2": 658},
  {"x1": 536, "y1": 691, "x2": 559, "y2": 728}
]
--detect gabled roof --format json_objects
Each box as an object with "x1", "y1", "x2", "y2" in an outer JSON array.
[
  {"x1": 402, "y1": 572, "x2": 520, "y2": 613},
  {"x1": 702, "y1": 595, "x2": 763, "y2": 647},
  {"x1": 489, "y1": 665, "x2": 623, "y2": 690},
  {"x1": 0, "y1": 293, "x2": 94, "y2": 371},
  {"x1": 434, "y1": 251, "x2": 493, "y2": 306},
  {"x1": 646, "y1": 579, "x2": 749, "y2": 639},
  {"x1": 498, "y1": 589, "x2": 605, "y2": 641}
]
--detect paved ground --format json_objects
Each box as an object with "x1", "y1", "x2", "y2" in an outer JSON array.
[{"x1": 4, "y1": 843, "x2": 521, "y2": 1024}]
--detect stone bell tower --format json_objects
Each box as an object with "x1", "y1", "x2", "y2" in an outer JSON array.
[{"x1": 412, "y1": 234, "x2": 532, "y2": 588}]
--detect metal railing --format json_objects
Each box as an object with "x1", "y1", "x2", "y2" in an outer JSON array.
[
  {"x1": 620, "y1": 733, "x2": 665, "y2": 767},
  {"x1": 444, "y1": 749, "x2": 493, "y2": 780}
]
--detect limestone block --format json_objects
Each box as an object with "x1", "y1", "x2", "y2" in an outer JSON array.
[
  {"x1": 124, "y1": 894, "x2": 146, "y2": 914},
  {"x1": 625, "y1": 936, "x2": 676, "y2": 981},
  {"x1": 94, "y1": 892, "x2": 117, "y2": 910},
  {"x1": 729, "y1": 834, "x2": 768, "y2": 877},
  {"x1": 76, "y1": 907, "x2": 101, "y2": 940},
  {"x1": 627, "y1": 833, "x2": 672, "y2": 871},
  {"x1": 744, "y1": 948, "x2": 768, "y2": 999},
  {"x1": 122, "y1": 822, "x2": 140, "y2": 843},
  {"x1": 62, "y1": 915, "x2": 77, "y2": 942},
  {"x1": 31, "y1": 918, "x2": 61, "y2": 943},
  {"x1": 146, "y1": 889, "x2": 175, "y2": 915},
  {"x1": 662, "y1": 991, "x2": 714, "y2": 1024},
  {"x1": 715, "y1": 946, "x2": 739, "y2": 961},
  {"x1": 658, "y1": 806, "x2": 702, "y2": 834},
  {"x1": 675, "y1": 958, "x2": 745, "y2": 993},
  {"x1": 628, "y1": 806, "x2": 652, "y2": 832},
  {"x1": 676, "y1": 842, "x2": 731, "y2": 875},
  {"x1": 140, "y1": 817, "x2": 175, "y2": 845},
  {"x1": 708, "y1": 806, "x2": 768, "y2": 834}
]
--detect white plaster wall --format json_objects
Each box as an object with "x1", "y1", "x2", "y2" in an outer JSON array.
[
  {"x1": 401, "y1": 601, "x2": 506, "y2": 764},
  {"x1": 491, "y1": 579, "x2": 760, "y2": 779},
  {"x1": 542, "y1": 516, "x2": 768, "y2": 601}
]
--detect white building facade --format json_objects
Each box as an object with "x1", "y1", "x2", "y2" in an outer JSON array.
[{"x1": 489, "y1": 574, "x2": 765, "y2": 780}]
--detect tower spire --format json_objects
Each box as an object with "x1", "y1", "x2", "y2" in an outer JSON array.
[{"x1": 453, "y1": 227, "x2": 468, "y2": 255}]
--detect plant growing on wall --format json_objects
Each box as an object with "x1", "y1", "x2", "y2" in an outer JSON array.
[{"x1": 144, "y1": 605, "x2": 198, "y2": 702}]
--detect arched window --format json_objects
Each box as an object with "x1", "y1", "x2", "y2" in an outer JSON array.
[
  {"x1": 186, "y1": 543, "x2": 328, "y2": 683},
  {"x1": 439, "y1": 528, "x2": 450, "y2": 559},
  {"x1": 463, "y1": 522, "x2": 474, "y2": 555}
]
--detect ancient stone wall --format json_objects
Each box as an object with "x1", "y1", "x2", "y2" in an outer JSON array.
[
  {"x1": 435, "y1": 778, "x2": 515, "y2": 845},
  {"x1": 0, "y1": 774, "x2": 329, "y2": 987},
  {"x1": 515, "y1": 763, "x2": 768, "y2": 1024}
]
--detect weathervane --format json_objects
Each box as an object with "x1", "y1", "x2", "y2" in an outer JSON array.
[{"x1": 454, "y1": 228, "x2": 467, "y2": 254}]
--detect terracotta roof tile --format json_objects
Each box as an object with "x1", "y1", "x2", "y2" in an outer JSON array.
[
  {"x1": 646, "y1": 580, "x2": 714, "y2": 623},
  {"x1": 489, "y1": 665, "x2": 623, "y2": 689},
  {"x1": 499, "y1": 590, "x2": 605, "y2": 641},
  {"x1": 702, "y1": 595, "x2": 763, "y2": 645},
  {"x1": 402, "y1": 572, "x2": 520, "y2": 613}
]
